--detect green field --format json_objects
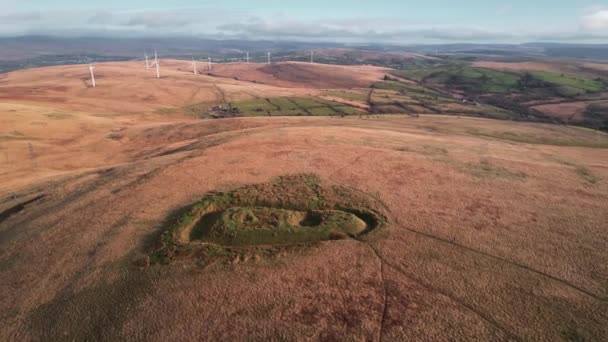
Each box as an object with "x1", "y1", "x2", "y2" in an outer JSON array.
[
  {"x1": 268, "y1": 98, "x2": 299, "y2": 110},
  {"x1": 373, "y1": 80, "x2": 439, "y2": 95},
  {"x1": 392, "y1": 62, "x2": 606, "y2": 99},
  {"x1": 333, "y1": 106, "x2": 367, "y2": 115},
  {"x1": 308, "y1": 107, "x2": 338, "y2": 116},
  {"x1": 366, "y1": 79, "x2": 522, "y2": 118},
  {"x1": 530, "y1": 71, "x2": 605, "y2": 97},
  {"x1": 393, "y1": 65, "x2": 520, "y2": 94},
  {"x1": 229, "y1": 97, "x2": 364, "y2": 117},
  {"x1": 230, "y1": 99, "x2": 276, "y2": 116},
  {"x1": 374, "y1": 104, "x2": 408, "y2": 114},
  {"x1": 289, "y1": 97, "x2": 326, "y2": 109}
]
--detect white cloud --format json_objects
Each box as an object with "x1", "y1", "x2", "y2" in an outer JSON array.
[
  {"x1": 581, "y1": 8, "x2": 608, "y2": 30},
  {"x1": 0, "y1": 7, "x2": 606, "y2": 44}
]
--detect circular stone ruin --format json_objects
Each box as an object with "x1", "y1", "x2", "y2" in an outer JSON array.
[{"x1": 155, "y1": 174, "x2": 385, "y2": 261}]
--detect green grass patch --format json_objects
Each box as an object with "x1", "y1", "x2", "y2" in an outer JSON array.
[
  {"x1": 333, "y1": 106, "x2": 366, "y2": 115},
  {"x1": 370, "y1": 95, "x2": 400, "y2": 104},
  {"x1": 268, "y1": 98, "x2": 300, "y2": 110},
  {"x1": 152, "y1": 174, "x2": 385, "y2": 263},
  {"x1": 405, "y1": 104, "x2": 438, "y2": 114},
  {"x1": 373, "y1": 80, "x2": 439, "y2": 95},
  {"x1": 374, "y1": 105, "x2": 408, "y2": 114},
  {"x1": 221, "y1": 97, "x2": 367, "y2": 117},
  {"x1": 308, "y1": 107, "x2": 338, "y2": 116},
  {"x1": 394, "y1": 65, "x2": 520, "y2": 94},
  {"x1": 230, "y1": 99, "x2": 275, "y2": 116},
  {"x1": 273, "y1": 109, "x2": 309, "y2": 116},
  {"x1": 235, "y1": 99, "x2": 276, "y2": 111},
  {"x1": 530, "y1": 72, "x2": 604, "y2": 94},
  {"x1": 289, "y1": 97, "x2": 325, "y2": 109},
  {"x1": 190, "y1": 207, "x2": 367, "y2": 246}
]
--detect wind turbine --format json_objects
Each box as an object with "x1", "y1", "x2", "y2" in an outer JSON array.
[
  {"x1": 267, "y1": 52, "x2": 271, "y2": 64},
  {"x1": 145, "y1": 52, "x2": 150, "y2": 69},
  {"x1": 89, "y1": 65, "x2": 96, "y2": 88},
  {"x1": 246, "y1": 52, "x2": 250, "y2": 64},
  {"x1": 150, "y1": 50, "x2": 160, "y2": 78},
  {"x1": 310, "y1": 51, "x2": 314, "y2": 64},
  {"x1": 192, "y1": 57, "x2": 197, "y2": 75},
  {"x1": 208, "y1": 56, "x2": 212, "y2": 71}
]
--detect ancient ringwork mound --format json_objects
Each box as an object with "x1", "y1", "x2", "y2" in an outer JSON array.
[{"x1": 154, "y1": 174, "x2": 384, "y2": 262}]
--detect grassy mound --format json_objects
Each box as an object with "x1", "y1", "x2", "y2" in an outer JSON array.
[
  {"x1": 191, "y1": 207, "x2": 367, "y2": 246},
  {"x1": 154, "y1": 174, "x2": 385, "y2": 262}
]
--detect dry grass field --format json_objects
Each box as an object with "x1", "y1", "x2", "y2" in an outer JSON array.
[
  {"x1": 582, "y1": 62, "x2": 608, "y2": 72},
  {"x1": 0, "y1": 60, "x2": 334, "y2": 116},
  {"x1": 531, "y1": 101, "x2": 592, "y2": 121},
  {"x1": 1, "y1": 62, "x2": 608, "y2": 341},
  {"x1": 207, "y1": 61, "x2": 388, "y2": 89}
]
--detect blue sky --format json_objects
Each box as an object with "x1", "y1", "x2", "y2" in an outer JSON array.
[{"x1": 1, "y1": 1, "x2": 607, "y2": 43}]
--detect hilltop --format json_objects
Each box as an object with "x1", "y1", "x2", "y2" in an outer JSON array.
[{"x1": 1, "y1": 58, "x2": 608, "y2": 341}]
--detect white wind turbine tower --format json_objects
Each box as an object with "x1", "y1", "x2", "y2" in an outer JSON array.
[
  {"x1": 208, "y1": 56, "x2": 212, "y2": 71},
  {"x1": 88, "y1": 64, "x2": 96, "y2": 88},
  {"x1": 246, "y1": 52, "x2": 250, "y2": 64},
  {"x1": 150, "y1": 49, "x2": 160, "y2": 78},
  {"x1": 145, "y1": 52, "x2": 150, "y2": 69},
  {"x1": 267, "y1": 52, "x2": 271, "y2": 64},
  {"x1": 192, "y1": 57, "x2": 197, "y2": 75},
  {"x1": 310, "y1": 51, "x2": 314, "y2": 64},
  {"x1": 155, "y1": 61, "x2": 160, "y2": 78}
]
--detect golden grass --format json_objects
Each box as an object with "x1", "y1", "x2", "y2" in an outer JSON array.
[{"x1": 1, "y1": 64, "x2": 607, "y2": 341}]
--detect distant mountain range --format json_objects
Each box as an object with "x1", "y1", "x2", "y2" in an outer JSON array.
[{"x1": 0, "y1": 36, "x2": 607, "y2": 73}]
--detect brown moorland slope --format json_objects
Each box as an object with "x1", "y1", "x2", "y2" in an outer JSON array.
[
  {"x1": 531, "y1": 100, "x2": 608, "y2": 122},
  {"x1": 1, "y1": 114, "x2": 607, "y2": 341},
  {"x1": 1, "y1": 63, "x2": 608, "y2": 341},
  {"x1": 0, "y1": 61, "x2": 388, "y2": 191},
  {"x1": 0, "y1": 60, "x2": 328, "y2": 115},
  {"x1": 207, "y1": 61, "x2": 387, "y2": 88},
  {"x1": 581, "y1": 62, "x2": 608, "y2": 72}
]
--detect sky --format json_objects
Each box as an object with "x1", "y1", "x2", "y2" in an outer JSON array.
[{"x1": 1, "y1": 1, "x2": 607, "y2": 44}]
